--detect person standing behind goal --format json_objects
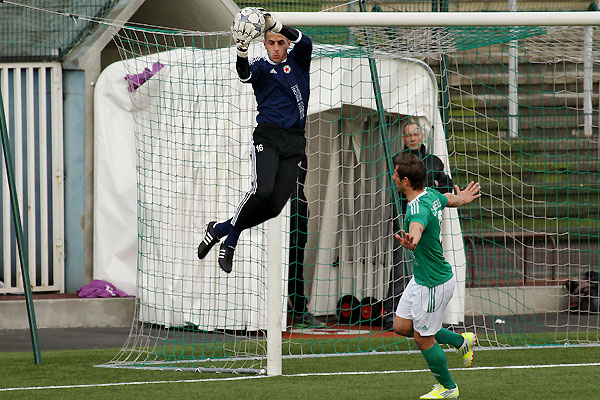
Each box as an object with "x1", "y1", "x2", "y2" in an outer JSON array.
[
  {"x1": 392, "y1": 153, "x2": 479, "y2": 399},
  {"x1": 198, "y1": 9, "x2": 312, "y2": 273},
  {"x1": 383, "y1": 121, "x2": 454, "y2": 330}
]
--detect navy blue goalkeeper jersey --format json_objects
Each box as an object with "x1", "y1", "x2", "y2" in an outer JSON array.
[{"x1": 241, "y1": 32, "x2": 312, "y2": 130}]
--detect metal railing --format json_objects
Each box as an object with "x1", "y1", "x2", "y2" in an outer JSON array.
[
  {"x1": 0, "y1": 63, "x2": 64, "y2": 294},
  {"x1": 463, "y1": 231, "x2": 561, "y2": 287}
]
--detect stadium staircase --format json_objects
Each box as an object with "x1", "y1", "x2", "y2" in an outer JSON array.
[{"x1": 428, "y1": 41, "x2": 600, "y2": 285}]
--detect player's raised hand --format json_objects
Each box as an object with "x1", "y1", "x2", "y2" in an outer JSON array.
[
  {"x1": 395, "y1": 230, "x2": 417, "y2": 251},
  {"x1": 231, "y1": 20, "x2": 259, "y2": 43},
  {"x1": 454, "y1": 181, "x2": 481, "y2": 205},
  {"x1": 231, "y1": 20, "x2": 255, "y2": 57},
  {"x1": 256, "y1": 8, "x2": 282, "y2": 33}
]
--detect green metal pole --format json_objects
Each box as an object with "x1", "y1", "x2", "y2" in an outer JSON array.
[
  {"x1": 0, "y1": 89, "x2": 42, "y2": 365},
  {"x1": 359, "y1": 1, "x2": 402, "y2": 230},
  {"x1": 439, "y1": 0, "x2": 450, "y2": 137},
  {"x1": 440, "y1": 56, "x2": 450, "y2": 137}
]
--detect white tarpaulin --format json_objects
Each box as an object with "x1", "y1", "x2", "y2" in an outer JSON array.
[
  {"x1": 303, "y1": 55, "x2": 466, "y2": 324},
  {"x1": 94, "y1": 43, "x2": 466, "y2": 328}
]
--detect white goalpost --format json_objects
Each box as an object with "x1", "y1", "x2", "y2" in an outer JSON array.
[{"x1": 91, "y1": 11, "x2": 600, "y2": 376}]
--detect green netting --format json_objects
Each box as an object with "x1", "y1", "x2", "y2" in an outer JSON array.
[
  {"x1": 91, "y1": 20, "x2": 600, "y2": 374},
  {"x1": 0, "y1": 0, "x2": 118, "y2": 61},
  {"x1": 298, "y1": 26, "x2": 549, "y2": 54},
  {"x1": 235, "y1": 0, "x2": 592, "y2": 13}
]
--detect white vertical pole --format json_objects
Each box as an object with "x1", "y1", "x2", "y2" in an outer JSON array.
[
  {"x1": 38, "y1": 67, "x2": 49, "y2": 286},
  {"x1": 26, "y1": 67, "x2": 36, "y2": 287},
  {"x1": 1, "y1": 68, "x2": 11, "y2": 289},
  {"x1": 508, "y1": 0, "x2": 519, "y2": 137},
  {"x1": 14, "y1": 68, "x2": 23, "y2": 285},
  {"x1": 584, "y1": 26, "x2": 593, "y2": 136},
  {"x1": 266, "y1": 215, "x2": 282, "y2": 376},
  {"x1": 51, "y1": 64, "x2": 64, "y2": 291}
]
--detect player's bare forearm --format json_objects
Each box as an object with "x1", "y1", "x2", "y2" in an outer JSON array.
[
  {"x1": 395, "y1": 222, "x2": 424, "y2": 251},
  {"x1": 445, "y1": 181, "x2": 481, "y2": 207}
]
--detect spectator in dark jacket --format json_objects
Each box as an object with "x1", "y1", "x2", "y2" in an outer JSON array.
[{"x1": 400, "y1": 122, "x2": 453, "y2": 212}]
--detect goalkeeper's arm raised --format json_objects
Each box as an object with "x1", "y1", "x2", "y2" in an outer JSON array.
[
  {"x1": 234, "y1": 9, "x2": 311, "y2": 81},
  {"x1": 259, "y1": 9, "x2": 312, "y2": 72},
  {"x1": 231, "y1": 20, "x2": 254, "y2": 80},
  {"x1": 236, "y1": 52, "x2": 251, "y2": 81},
  {"x1": 259, "y1": 8, "x2": 301, "y2": 42}
]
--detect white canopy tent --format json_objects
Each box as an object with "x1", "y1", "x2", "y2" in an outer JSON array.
[
  {"x1": 303, "y1": 52, "x2": 466, "y2": 324},
  {"x1": 94, "y1": 42, "x2": 467, "y2": 329}
]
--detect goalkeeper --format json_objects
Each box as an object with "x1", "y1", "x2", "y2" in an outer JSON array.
[
  {"x1": 197, "y1": 9, "x2": 312, "y2": 273},
  {"x1": 392, "y1": 153, "x2": 479, "y2": 399}
]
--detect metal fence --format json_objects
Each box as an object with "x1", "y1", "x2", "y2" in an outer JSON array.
[{"x1": 0, "y1": 63, "x2": 64, "y2": 293}]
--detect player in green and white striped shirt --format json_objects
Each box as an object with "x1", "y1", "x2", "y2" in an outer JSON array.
[{"x1": 391, "y1": 153, "x2": 481, "y2": 400}]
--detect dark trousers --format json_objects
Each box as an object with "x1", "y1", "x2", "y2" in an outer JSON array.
[
  {"x1": 289, "y1": 238, "x2": 308, "y2": 314},
  {"x1": 383, "y1": 241, "x2": 410, "y2": 322},
  {"x1": 288, "y1": 155, "x2": 309, "y2": 314},
  {"x1": 232, "y1": 123, "x2": 306, "y2": 232}
]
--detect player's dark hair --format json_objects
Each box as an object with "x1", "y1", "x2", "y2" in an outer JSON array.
[
  {"x1": 393, "y1": 152, "x2": 426, "y2": 190},
  {"x1": 264, "y1": 26, "x2": 298, "y2": 41}
]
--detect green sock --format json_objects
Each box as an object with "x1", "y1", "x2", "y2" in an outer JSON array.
[
  {"x1": 434, "y1": 328, "x2": 464, "y2": 349},
  {"x1": 421, "y1": 342, "x2": 456, "y2": 389}
]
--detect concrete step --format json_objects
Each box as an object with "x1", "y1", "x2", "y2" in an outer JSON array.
[{"x1": 0, "y1": 294, "x2": 135, "y2": 329}]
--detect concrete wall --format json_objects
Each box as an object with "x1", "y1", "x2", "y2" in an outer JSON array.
[
  {"x1": 0, "y1": 298, "x2": 135, "y2": 329},
  {"x1": 0, "y1": 286, "x2": 570, "y2": 330},
  {"x1": 466, "y1": 285, "x2": 569, "y2": 316}
]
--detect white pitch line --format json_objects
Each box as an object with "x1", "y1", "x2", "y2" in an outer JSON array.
[
  {"x1": 290, "y1": 362, "x2": 600, "y2": 377},
  {"x1": 2, "y1": 362, "x2": 600, "y2": 392},
  {"x1": 0, "y1": 375, "x2": 265, "y2": 392}
]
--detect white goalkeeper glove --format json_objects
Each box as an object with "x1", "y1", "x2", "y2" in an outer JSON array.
[
  {"x1": 257, "y1": 8, "x2": 282, "y2": 33},
  {"x1": 231, "y1": 19, "x2": 261, "y2": 57}
]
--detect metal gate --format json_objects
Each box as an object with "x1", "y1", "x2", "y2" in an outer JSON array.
[{"x1": 0, "y1": 63, "x2": 64, "y2": 293}]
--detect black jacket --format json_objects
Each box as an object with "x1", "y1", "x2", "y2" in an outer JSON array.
[{"x1": 400, "y1": 144, "x2": 453, "y2": 214}]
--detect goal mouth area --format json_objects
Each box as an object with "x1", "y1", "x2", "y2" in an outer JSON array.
[
  {"x1": 94, "y1": 339, "x2": 600, "y2": 374},
  {"x1": 94, "y1": 12, "x2": 600, "y2": 376}
]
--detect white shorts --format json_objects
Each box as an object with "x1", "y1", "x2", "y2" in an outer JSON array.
[{"x1": 395, "y1": 276, "x2": 456, "y2": 336}]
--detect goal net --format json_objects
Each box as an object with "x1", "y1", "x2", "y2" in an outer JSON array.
[{"x1": 95, "y1": 14, "x2": 600, "y2": 374}]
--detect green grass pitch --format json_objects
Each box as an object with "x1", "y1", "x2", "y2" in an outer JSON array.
[{"x1": 2, "y1": 344, "x2": 599, "y2": 399}]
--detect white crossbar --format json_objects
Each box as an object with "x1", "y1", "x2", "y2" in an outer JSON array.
[{"x1": 275, "y1": 11, "x2": 600, "y2": 27}]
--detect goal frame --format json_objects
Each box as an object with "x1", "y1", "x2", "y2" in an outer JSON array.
[
  {"x1": 261, "y1": 11, "x2": 600, "y2": 376},
  {"x1": 92, "y1": 11, "x2": 600, "y2": 377}
]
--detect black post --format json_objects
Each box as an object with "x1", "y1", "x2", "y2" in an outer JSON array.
[
  {"x1": 0, "y1": 89, "x2": 42, "y2": 364},
  {"x1": 439, "y1": 0, "x2": 450, "y2": 137}
]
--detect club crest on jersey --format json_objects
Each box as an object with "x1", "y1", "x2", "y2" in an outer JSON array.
[{"x1": 283, "y1": 65, "x2": 291, "y2": 74}]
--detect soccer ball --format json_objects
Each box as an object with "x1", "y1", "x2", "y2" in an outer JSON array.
[{"x1": 234, "y1": 7, "x2": 266, "y2": 35}]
